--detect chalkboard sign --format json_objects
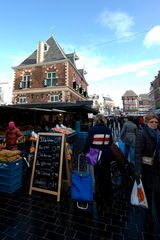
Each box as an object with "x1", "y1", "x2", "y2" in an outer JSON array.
[{"x1": 29, "y1": 133, "x2": 65, "y2": 202}]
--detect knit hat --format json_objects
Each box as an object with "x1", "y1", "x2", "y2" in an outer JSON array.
[{"x1": 9, "y1": 121, "x2": 16, "y2": 129}]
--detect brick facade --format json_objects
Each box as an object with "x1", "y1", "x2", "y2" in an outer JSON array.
[
  {"x1": 149, "y1": 71, "x2": 160, "y2": 109},
  {"x1": 12, "y1": 36, "x2": 88, "y2": 105},
  {"x1": 122, "y1": 90, "x2": 138, "y2": 114}
]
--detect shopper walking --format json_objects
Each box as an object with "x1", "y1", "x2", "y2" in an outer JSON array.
[
  {"x1": 120, "y1": 116, "x2": 138, "y2": 164},
  {"x1": 83, "y1": 114, "x2": 113, "y2": 202},
  {"x1": 134, "y1": 113, "x2": 160, "y2": 229}
]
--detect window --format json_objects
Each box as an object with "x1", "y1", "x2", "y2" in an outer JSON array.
[
  {"x1": 73, "y1": 81, "x2": 76, "y2": 89},
  {"x1": 49, "y1": 95, "x2": 59, "y2": 102},
  {"x1": 18, "y1": 97, "x2": 26, "y2": 104},
  {"x1": 46, "y1": 72, "x2": 57, "y2": 87},
  {"x1": 44, "y1": 43, "x2": 48, "y2": 51},
  {"x1": 20, "y1": 75, "x2": 30, "y2": 88},
  {"x1": 83, "y1": 91, "x2": 87, "y2": 97},
  {"x1": 79, "y1": 87, "x2": 82, "y2": 94}
]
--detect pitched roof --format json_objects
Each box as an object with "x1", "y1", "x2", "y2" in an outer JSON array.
[
  {"x1": 66, "y1": 53, "x2": 79, "y2": 66},
  {"x1": 14, "y1": 35, "x2": 88, "y2": 83},
  {"x1": 18, "y1": 36, "x2": 73, "y2": 66},
  {"x1": 19, "y1": 50, "x2": 37, "y2": 65},
  {"x1": 122, "y1": 90, "x2": 137, "y2": 97},
  {"x1": 139, "y1": 93, "x2": 149, "y2": 99},
  {"x1": 103, "y1": 96, "x2": 113, "y2": 101},
  {"x1": 78, "y1": 69, "x2": 87, "y2": 77}
]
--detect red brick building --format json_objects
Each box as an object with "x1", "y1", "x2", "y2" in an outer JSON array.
[
  {"x1": 149, "y1": 71, "x2": 160, "y2": 110},
  {"x1": 122, "y1": 90, "x2": 138, "y2": 114},
  {"x1": 12, "y1": 36, "x2": 88, "y2": 105}
]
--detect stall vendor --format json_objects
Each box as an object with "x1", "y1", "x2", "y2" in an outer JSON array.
[{"x1": 5, "y1": 121, "x2": 24, "y2": 150}]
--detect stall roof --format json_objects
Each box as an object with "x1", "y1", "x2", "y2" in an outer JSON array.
[
  {"x1": 0, "y1": 105, "x2": 66, "y2": 113},
  {"x1": 30, "y1": 107, "x2": 66, "y2": 113},
  {"x1": 6, "y1": 101, "x2": 98, "y2": 114}
]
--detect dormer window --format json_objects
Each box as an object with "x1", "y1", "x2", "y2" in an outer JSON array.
[{"x1": 44, "y1": 43, "x2": 48, "y2": 51}]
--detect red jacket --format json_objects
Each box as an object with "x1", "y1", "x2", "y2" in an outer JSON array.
[{"x1": 5, "y1": 127, "x2": 23, "y2": 148}]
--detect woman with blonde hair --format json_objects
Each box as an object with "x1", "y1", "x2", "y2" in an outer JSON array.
[
  {"x1": 83, "y1": 114, "x2": 113, "y2": 202},
  {"x1": 135, "y1": 113, "x2": 160, "y2": 230}
]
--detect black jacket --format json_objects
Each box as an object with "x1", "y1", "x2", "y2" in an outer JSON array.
[{"x1": 135, "y1": 128, "x2": 156, "y2": 175}]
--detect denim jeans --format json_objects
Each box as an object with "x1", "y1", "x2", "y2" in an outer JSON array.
[{"x1": 125, "y1": 144, "x2": 135, "y2": 164}]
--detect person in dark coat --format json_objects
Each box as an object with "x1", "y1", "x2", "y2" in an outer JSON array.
[
  {"x1": 5, "y1": 121, "x2": 24, "y2": 150},
  {"x1": 135, "y1": 113, "x2": 160, "y2": 229},
  {"x1": 120, "y1": 116, "x2": 138, "y2": 164},
  {"x1": 83, "y1": 114, "x2": 113, "y2": 202}
]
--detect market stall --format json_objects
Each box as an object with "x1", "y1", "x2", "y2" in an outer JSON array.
[{"x1": 0, "y1": 102, "x2": 97, "y2": 195}]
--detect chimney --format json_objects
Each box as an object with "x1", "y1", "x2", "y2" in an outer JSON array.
[{"x1": 37, "y1": 41, "x2": 44, "y2": 64}]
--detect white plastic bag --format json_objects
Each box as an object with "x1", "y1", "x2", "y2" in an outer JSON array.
[{"x1": 130, "y1": 179, "x2": 148, "y2": 209}]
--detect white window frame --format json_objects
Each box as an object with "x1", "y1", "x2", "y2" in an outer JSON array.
[
  {"x1": 47, "y1": 72, "x2": 57, "y2": 86},
  {"x1": 21, "y1": 75, "x2": 30, "y2": 88},
  {"x1": 49, "y1": 95, "x2": 59, "y2": 102},
  {"x1": 18, "y1": 97, "x2": 26, "y2": 104}
]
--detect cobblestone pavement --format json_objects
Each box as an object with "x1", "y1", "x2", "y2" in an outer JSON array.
[
  {"x1": 0, "y1": 132, "x2": 159, "y2": 239},
  {"x1": 0, "y1": 183, "x2": 160, "y2": 240}
]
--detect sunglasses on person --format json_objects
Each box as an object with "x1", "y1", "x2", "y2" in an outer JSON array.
[{"x1": 149, "y1": 121, "x2": 159, "y2": 124}]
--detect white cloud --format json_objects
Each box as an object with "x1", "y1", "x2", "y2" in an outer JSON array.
[
  {"x1": 77, "y1": 53, "x2": 160, "y2": 81},
  {"x1": 98, "y1": 9, "x2": 135, "y2": 39},
  {"x1": 1, "y1": 43, "x2": 160, "y2": 107},
  {"x1": 144, "y1": 26, "x2": 160, "y2": 47},
  {"x1": 76, "y1": 52, "x2": 160, "y2": 107},
  {"x1": 136, "y1": 70, "x2": 149, "y2": 78}
]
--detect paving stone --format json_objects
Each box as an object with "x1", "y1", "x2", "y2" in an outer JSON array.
[{"x1": 0, "y1": 185, "x2": 159, "y2": 240}]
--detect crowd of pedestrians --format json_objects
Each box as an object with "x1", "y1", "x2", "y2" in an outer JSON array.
[
  {"x1": 83, "y1": 112, "x2": 160, "y2": 231},
  {"x1": 135, "y1": 113, "x2": 160, "y2": 229}
]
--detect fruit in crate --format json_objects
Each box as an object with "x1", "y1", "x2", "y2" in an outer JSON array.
[
  {"x1": 0, "y1": 149, "x2": 21, "y2": 161},
  {"x1": 51, "y1": 127, "x2": 74, "y2": 134},
  {"x1": 29, "y1": 136, "x2": 37, "y2": 141}
]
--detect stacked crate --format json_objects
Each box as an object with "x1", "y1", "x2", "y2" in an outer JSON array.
[{"x1": 0, "y1": 159, "x2": 23, "y2": 193}]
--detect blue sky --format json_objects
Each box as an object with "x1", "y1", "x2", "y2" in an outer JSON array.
[{"x1": 1, "y1": 0, "x2": 160, "y2": 107}]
